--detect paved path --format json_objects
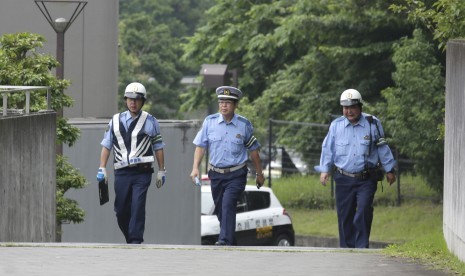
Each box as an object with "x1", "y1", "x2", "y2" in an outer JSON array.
[{"x1": 0, "y1": 243, "x2": 448, "y2": 276}]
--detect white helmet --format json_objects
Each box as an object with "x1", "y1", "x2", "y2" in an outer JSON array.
[
  {"x1": 124, "y1": 82, "x2": 147, "y2": 100},
  {"x1": 340, "y1": 89, "x2": 362, "y2": 106}
]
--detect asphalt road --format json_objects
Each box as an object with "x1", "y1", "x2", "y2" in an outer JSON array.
[{"x1": 0, "y1": 243, "x2": 449, "y2": 276}]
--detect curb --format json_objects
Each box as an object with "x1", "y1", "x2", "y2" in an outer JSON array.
[{"x1": 295, "y1": 235, "x2": 392, "y2": 249}]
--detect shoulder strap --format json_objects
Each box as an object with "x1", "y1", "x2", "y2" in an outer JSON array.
[
  {"x1": 112, "y1": 113, "x2": 128, "y2": 162},
  {"x1": 365, "y1": 115, "x2": 382, "y2": 137},
  {"x1": 365, "y1": 115, "x2": 384, "y2": 169}
]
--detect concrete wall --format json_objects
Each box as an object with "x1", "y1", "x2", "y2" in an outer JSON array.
[
  {"x1": 0, "y1": 0, "x2": 118, "y2": 118},
  {"x1": 62, "y1": 119, "x2": 202, "y2": 244},
  {"x1": 0, "y1": 112, "x2": 56, "y2": 242},
  {"x1": 444, "y1": 39, "x2": 465, "y2": 262}
]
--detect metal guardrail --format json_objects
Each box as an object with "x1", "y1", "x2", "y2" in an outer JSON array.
[{"x1": 0, "y1": 85, "x2": 51, "y2": 116}]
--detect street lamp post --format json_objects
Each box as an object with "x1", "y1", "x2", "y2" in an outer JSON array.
[
  {"x1": 34, "y1": 0, "x2": 88, "y2": 243},
  {"x1": 54, "y1": 17, "x2": 67, "y2": 81},
  {"x1": 35, "y1": 0, "x2": 87, "y2": 104},
  {"x1": 35, "y1": 0, "x2": 87, "y2": 154}
]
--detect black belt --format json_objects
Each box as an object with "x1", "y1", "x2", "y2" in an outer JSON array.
[
  {"x1": 120, "y1": 163, "x2": 154, "y2": 173},
  {"x1": 336, "y1": 167, "x2": 370, "y2": 179}
]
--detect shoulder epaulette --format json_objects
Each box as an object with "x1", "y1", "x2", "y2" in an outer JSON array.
[
  {"x1": 237, "y1": 115, "x2": 251, "y2": 124},
  {"x1": 333, "y1": 116, "x2": 345, "y2": 123},
  {"x1": 205, "y1": 114, "x2": 219, "y2": 120}
]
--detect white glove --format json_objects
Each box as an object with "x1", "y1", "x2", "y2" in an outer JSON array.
[
  {"x1": 96, "y1": 167, "x2": 107, "y2": 182},
  {"x1": 194, "y1": 176, "x2": 201, "y2": 186},
  {"x1": 156, "y1": 170, "x2": 166, "y2": 188}
]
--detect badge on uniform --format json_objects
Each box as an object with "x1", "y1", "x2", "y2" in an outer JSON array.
[
  {"x1": 364, "y1": 135, "x2": 370, "y2": 140},
  {"x1": 236, "y1": 134, "x2": 242, "y2": 138}
]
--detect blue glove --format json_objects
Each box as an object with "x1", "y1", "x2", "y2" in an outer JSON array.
[
  {"x1": 96, "y1": 167, "x2": 107, "y2": 182},
  {"x1": 156, "y1": 170, "x2": 166, "y2": 188}
]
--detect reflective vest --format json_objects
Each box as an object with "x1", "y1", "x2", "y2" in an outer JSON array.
[{"x1": 111, "y1": 111, "x2": 154, "y2": 169}]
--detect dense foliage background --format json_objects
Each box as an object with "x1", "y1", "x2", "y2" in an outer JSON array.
[
  {"x1": 118, "y1": 0, "x2": 214, "y2": 118},
  {"x1": 119, "y1": 0, "x2": 465, "y2": 193}
]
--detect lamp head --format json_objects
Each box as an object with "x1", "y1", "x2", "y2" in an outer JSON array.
[{"x1": 54, "y1": 17, "x2": 68, "y2": 33}]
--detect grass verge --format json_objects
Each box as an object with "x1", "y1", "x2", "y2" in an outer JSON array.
[
  {"x1": 266, "y1": 174, "x2": 465, "y2": 275},
  {"x1": 384, "y1": 232, "x2": 465, "y2": 275},
  {"x1": 287, "y1": 202, "x2": 442, "y2": 243}
]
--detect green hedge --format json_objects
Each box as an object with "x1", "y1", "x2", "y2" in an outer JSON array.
[{"x1": 261, "y1": 174, "x2": 441, "y2": 209}]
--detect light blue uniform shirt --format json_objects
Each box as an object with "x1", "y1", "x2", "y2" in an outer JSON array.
[
  {"x1": 315, "y1": 113, "x2": 396, "y2": 174},
  {"x1": 193, "y1": 113, "x2": 260, "y2": 168},
  {"x1": 101, "y1": 110, "x2": 165, "y2": 151}
]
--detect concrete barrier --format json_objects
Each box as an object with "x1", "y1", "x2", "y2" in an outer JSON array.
[
  {"x1": 0, "y1": 112, "x2": 56, "y2": 242},
  {"x1": 444, "y1": 39, "x2": 465, "y2": 262}
]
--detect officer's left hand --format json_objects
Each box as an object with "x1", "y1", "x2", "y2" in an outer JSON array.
[
  {"x1": 386, "y1": 172, "x2": 396, "y2": 185},
  {"x1": 256, "y1": 173, "x2": 265, "y2": 189},
  {"x1": 320, "y1": 173, "x2": 329, "y2": 186},
  {"x1": 156, "y1": 170, "x2": 166, "y2": 188}
]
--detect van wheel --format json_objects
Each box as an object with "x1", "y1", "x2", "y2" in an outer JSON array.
[
  {"x1": 273, "y1": 234, "x2": 292, "y2": 246},
  {"x1": 201, "y1": 238, "x2": 214, "y2": 245}
]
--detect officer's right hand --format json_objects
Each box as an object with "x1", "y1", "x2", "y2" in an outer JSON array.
[
  {"x1": 190, "y1": 169, "x2": 200, "y2": 185},
  {"x1": 96, "y1": 167, "x2": 107, "y2": 182}
]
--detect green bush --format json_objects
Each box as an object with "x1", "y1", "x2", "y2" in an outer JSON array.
[
  {"x1": 267, "y1": 173, "x2": 441, "y2": 209},
  {"x1": 268, "y1": 175, "x2": 333, "y2": 209}
]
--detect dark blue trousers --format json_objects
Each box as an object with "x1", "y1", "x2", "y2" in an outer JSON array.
[
  {"x1": 208, "y1": 167, "x2": 247, "y2": 245},
  {"x1": 334, "y1": 171, "x2": 377, "y2": 248},
  {"x1": 114, "y1": 169, "x2": 152, "y2": 244}
]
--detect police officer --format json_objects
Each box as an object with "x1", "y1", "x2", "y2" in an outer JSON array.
[
  {"x1": 97, "y1": 82, "x2": 166, "y2": 244},
  {"x1": 190, "y1": 86, "x2": 265, "y2": 246},
  {"x1": 315, "y1": 89, "x2": 396, "y2": 248}
]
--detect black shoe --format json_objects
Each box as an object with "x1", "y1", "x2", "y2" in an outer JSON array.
[{"x1": 214, "y1": 241, "x2": 227, "y2": 246}]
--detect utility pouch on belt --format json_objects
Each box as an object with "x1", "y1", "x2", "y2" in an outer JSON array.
[
  {"x1": 136, "y1": 163, "x2": 154, "y2": 173},
  {"x1": 370, "y1": 166, "x2": 384, "y2": 182}
]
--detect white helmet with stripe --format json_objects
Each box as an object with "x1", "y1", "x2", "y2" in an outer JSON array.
[
  {"x1": 124, "y1": 82, "x2": 147, "y2": 100},
  {"x1": 340, "y1": 89, "x2": 363, "y2": 106}
]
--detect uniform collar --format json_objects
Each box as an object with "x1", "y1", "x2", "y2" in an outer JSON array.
[
  {"x1": 343, "y1": 114, "x2": 366, "y2": 127},
  {"x1": 123, "y1": 110, "x2": 142, "y2": 122},
  {"x1": 217, "y1": 113, "x2": 238, "y2": 125}
]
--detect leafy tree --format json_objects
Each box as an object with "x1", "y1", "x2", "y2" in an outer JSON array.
[
  {"x1": 379, "y1": 29, "x2": 444, "y2": 192},
  {"x1": 119, "y1": 0, "x2": 214, "y2": 118},
  {"x1": 182, "y1": 0, "x2": 412, "y2": 165},
  {"x1": 0, "y1": 32, "x2": 86, "y2": 224},
  {"x1": 385, "y1": 0, "x2": 465, "y2": 192},
  {"x1": 390, "y1": 0, "x2": 465, "y2": 50},
  {"x1": 56, "y1": 155, "x2": 86, "y2": 223},
  {"x1": 119, "y1": 14, "x2": 184, "y2": 118}
]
